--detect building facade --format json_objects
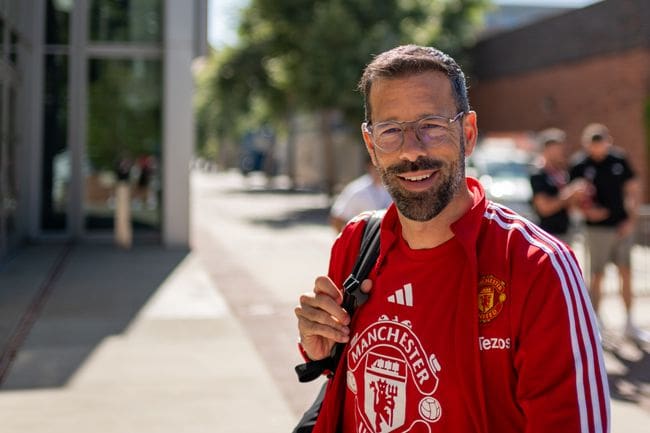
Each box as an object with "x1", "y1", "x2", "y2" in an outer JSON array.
[
  {"x1": 470, "y1": 0, "x2": 650, "y2": 200},
  {"x1": 0, "y1": 0, "x2": 206, "y2": 259}
]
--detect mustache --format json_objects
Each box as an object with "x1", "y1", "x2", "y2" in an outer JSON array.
[{"x1": 384, "y1": 157, "x2": 444, "y2": 175}]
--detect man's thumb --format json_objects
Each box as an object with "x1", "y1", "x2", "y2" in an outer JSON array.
[{"x1": 360, "y1": 279, "x2": 373, "y2": 293}]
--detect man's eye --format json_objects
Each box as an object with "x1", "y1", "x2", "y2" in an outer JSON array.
[
  {"x1": 379, "y1": 127, "x2": 401, "y2": 136},
  {"x1": 420, "y1": 122, "x2": 444, "y2": 131}
]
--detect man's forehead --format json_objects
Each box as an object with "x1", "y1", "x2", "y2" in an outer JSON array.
[
  {"x1": 370, "y1": 70, "x2": 450, "y2": 92},
  {"x1": 369, "y1": 72, "x2": 455, "y2": 118}
]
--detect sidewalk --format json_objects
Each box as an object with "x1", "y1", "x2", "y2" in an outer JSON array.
[
  {"x1": 0, "y1": 244, "x2": 295, "y2": 433},
  {"x1": 0, "y1": 240, "x2": 648, "y2": 431}
]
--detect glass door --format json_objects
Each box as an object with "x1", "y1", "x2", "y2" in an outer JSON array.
[
  {"x1": 84, "y1": 57, "x2": 162, "y2": 234},
  {"x1": 0, "y1": 18, "x2": 20, "y2": 255},
  {"x1": 39, "y1": 0, "x2": 164, "y2": 240}
]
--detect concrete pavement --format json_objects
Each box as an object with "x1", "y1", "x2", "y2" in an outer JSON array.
[
  {"x1": 0, "y1": 244, "x2": 296, "y2": 432},
  {"x1": 0, "y1": 170, "x2": 648, "y2": 432}
]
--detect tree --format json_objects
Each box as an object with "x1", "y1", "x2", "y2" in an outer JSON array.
[{"x1": 196, "y1": 0, "x2": 490, "y2": 192}]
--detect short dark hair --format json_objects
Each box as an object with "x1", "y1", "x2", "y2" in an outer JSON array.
[{"x1": 357, "y1": 45, "x2": 470, "y2": 122}]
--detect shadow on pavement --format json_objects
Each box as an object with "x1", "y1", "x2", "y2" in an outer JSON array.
[
  {"x1": 0, "y1": 244, "x2": 188, "y2": 390},
  {"x1": 603, "y1": 335, "x2": 650, "y2": 409},
  {"x1": 249, "y1": 206, "x2": 331, "y2": 229},
  {"x1": 225, "y1": 186, "x2": 322, "y2": 195}
]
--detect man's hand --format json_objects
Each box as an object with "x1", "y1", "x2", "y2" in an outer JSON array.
[
  {"x1": 563, "y1": 179, "x2": 591, "y2": 207},
  {"x1": 618, "y1": 217, "x2": 637, "y2": 238},
  {"x1": 583, "y1": 206, "x2": 610, "y2": 223},
  {"x1": 295, "y1": 276, "x2": 373, "y2": 361}
]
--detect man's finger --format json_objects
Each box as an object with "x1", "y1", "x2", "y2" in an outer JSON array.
[
  {"x1": 297, "y1": 315, "x2": 350, "y2": 344},
  {"x1": 296, "y1": 303, "x2": 350, "y2": 333},
  {"x1": 313, "y1": 275, "x2": 344, "y2": 304},
  {"x1": 360, "y1": 278, "x2": 373, "y2": 294}
]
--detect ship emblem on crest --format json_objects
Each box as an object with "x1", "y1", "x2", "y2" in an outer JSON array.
[{"x1": 478, "y1": 274, "x2": 507, "y2": 324}]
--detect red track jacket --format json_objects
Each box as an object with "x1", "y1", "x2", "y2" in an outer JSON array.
[{"x1": 311, "y1": 178, "x2": 609, "y2": 433}]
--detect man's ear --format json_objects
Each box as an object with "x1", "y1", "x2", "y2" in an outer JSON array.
[
  {"x1": 361, "y1": 124, "x2": 379, "y2": 166},
  {"x1": 462, "y1": 111, "x2": 478, "y2": 157}
]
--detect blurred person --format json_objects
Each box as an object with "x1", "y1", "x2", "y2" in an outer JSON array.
[
  {"x1": 113, "y1": 154, "x2": 133, "y2": 249},
  {"x1": 135, "y1": 154, "x2": 156, "y2": 209},
  {"x1": 529, "y1": 128, "x2": 587, "y2": 243},
  {"x1": 294, "y1": 45, "x2": 608, "y2": 433},
  {"x1": 330, "y1": 157, "x2": 392, "y2": 232},
  {"x1": 570, "y1": 123, "x2": 648, "y2": 342}
]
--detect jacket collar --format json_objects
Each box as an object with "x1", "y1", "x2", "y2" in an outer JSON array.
[
  {"x1": 376, "y1": 177, "x2": 487, "y2": 268},
  {"x1": 451, "y1": 177, "x2": 487, "y2": 267}
]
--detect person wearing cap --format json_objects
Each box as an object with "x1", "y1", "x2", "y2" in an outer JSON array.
[
  {"x1": 529, "y1": 128, "x2": 588, "y2": 243},
  {"x1": 569, "y1": 123, "x2": 648, "y2": 342}
]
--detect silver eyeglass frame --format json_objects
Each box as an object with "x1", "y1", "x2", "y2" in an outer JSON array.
[{"x1": 363, "y1": 111, "x2": 465, "y2": 153}]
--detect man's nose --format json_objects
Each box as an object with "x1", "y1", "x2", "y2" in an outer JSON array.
[{"x1": 399, "y1": 126, "x2": 427, "y2": 161}]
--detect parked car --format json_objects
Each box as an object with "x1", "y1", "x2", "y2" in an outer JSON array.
[{"x1": 468, "y1": 139, "x2": 537, "y2": 222}]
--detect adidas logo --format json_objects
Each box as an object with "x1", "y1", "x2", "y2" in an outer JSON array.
[{"x1": 387, "y1": 283, "x2": 413, "y2": 307}]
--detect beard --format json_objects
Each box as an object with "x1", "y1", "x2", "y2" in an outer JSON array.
[{"x1": 376, "y1": 140, "x2": 466, "y2": 222}]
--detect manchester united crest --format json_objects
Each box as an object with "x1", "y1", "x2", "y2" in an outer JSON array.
[
  {"x1": 478, "y1": 275, "x2": 507, "y2": 324},
  {"x1": 347, "y1": 317, "x2": 442, "y2": 433}
]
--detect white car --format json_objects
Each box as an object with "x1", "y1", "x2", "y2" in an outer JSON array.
[{"x1": 468, "y1": 142, "x2": 537, "y2": 222}]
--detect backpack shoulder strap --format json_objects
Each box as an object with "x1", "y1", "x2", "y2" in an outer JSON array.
[
  {"x1": 341, "y1": 211, "x2": 383, "y2": 314},
  {"x1": 294, "y1": 211, "x2": 383, "y2": 383}
]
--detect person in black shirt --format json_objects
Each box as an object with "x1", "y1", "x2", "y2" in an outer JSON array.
[
  {"x1": 569, "y1": 123, "x2": 647, "y2": 342},
  {"x1": 529, "y1": 128, "x2": 587, "y2": 243}
]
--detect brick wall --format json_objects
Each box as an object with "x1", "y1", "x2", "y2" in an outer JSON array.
[
  {"x1": 472, "y1": 0, "x2": 650, "y2": 80},
  {"x1": 469, "y1": 48, "x2": 650, "y2": 200}
]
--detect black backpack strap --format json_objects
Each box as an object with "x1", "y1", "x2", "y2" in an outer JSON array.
[
  {"x1": 341, "y1": 212, "x2": 382, "y2": 315},
  {"x1": 295, "y1": 211, "x2": 383, "y2": 383},
  {"x1": 291, "y1": 380, "x2": 329, "y2": 433}
]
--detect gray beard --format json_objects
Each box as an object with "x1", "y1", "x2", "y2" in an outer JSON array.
[{"x1": 377, "y1": 140, "x2": 466, "y2": 222}]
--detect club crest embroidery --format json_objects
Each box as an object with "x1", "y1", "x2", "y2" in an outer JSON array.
[
  {"x1": 346, "y1": 316, "x2": 442, "y2": 433},
  {"x1": 478, "y1": 274, "x2": 507, "y2": 324}
]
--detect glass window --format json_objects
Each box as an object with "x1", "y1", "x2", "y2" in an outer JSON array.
[
  {"x1": 89, "y1": 0, "x2": 162, "y2": 43},
  {"x1": 0, "y1": 83, "x2": 3, "y2": 242},
  {"x1": 9, "y1": 30, "x2": 17, "y2": 65},
  {"x1": 46, "y1": 0, "x2": 72, "y2": 45},
  {"x1": 85, "y1": 58, "x2": 162, "y2": 233},
  {"x1": 41, "y1": 54, "x2": 69, "y2": 231},
  {"x1": 5, "y1": 86, "x2": 17, "y2": 236},
  {"x1": 0, "y1": 18, "x2": 4, "y2": 58}
]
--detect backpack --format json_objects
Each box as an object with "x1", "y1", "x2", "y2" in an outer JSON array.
[{"x1": 292, "y1": 212, "x2": 383, "y2": 433}]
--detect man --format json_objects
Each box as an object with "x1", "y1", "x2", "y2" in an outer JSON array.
[
  {"x1": 570, "y1": 123, "x2": 648, "y2": 342},
  {"x1": 295, "y1": 45, "x2": 608, "y2": 433},
  {"x1": 330, "y1": 157, "x2": 392, "y2": 232},
  {"x1": 529, "y1": 128, "x2": 586, "y2": 243}
]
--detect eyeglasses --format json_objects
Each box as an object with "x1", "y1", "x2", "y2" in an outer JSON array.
[{"x1": 363, "y1": 112, "x2": 465, "y2": 153}]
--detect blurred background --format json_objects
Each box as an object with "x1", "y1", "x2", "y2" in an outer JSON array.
[
  {"x1": 0, "y1": 0, "x2": 649, "y2": 432},
  {"x1": 1, "y1": 0, "x2": 649, "y2": 255}
]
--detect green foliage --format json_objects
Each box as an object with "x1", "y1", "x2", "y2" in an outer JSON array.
[
  {"x1": 87, "y1": 59, "x2": 162, "y2": 170},
  {"x1": 195, "y1": 0, "x2": 490, "y2": 159}
]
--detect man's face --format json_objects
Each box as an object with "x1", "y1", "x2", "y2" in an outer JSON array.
[
  {"x1": 585, "y1": 137, "x2": 611, "y2": 162},
  {"x1": 544, "y1": 141, "x2": 566, "y2": 168},
  {"x1": 361, "y1": 71, "x2": 477, "y2": 222}
]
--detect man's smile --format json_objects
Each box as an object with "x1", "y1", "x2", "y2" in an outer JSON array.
[{"x1": 396, "y1": 170, "x2": 439, "y2": 191}]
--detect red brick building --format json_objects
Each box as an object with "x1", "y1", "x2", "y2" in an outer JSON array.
[{"x1": 470, "y1": 0, "x2": 650, "y2": 200}]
